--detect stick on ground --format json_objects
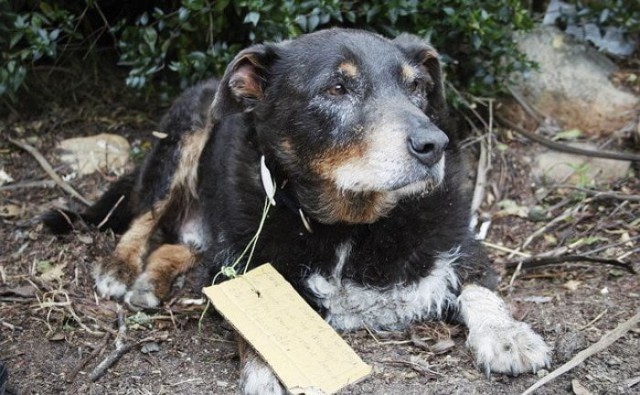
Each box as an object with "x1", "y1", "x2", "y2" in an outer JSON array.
[
  {"x1": 6, "y1": 137, "x2": 93, "y2": 206},
  {"x1": 521, "y1": 310, "x2": 640, "y2": 395},
  {"x1": 90, "y1": 308, "x2": 129, "y2": 382}
]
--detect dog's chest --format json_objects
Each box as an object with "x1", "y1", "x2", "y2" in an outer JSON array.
[{"x1": 304, "y1": 242, "x2": 461, "y2": 331}]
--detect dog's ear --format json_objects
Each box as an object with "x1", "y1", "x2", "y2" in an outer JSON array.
[
  {"x1": 209, "y1": 44, "x2": 276, "y2": 122},
  {"x1": 393, "y1": 34, "x2": 446, "y2": 117}
]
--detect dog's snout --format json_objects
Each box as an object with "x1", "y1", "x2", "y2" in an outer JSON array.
[{"x1": 408, "y1": 129, "x2": 448, "y2": 166}]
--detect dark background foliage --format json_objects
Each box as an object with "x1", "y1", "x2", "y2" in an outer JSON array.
[
  {"x1": 1, "y1": 0, "x2": 636, "y2": 107},
  {"x1": 1, "y1": 0, "x2": 536, "y2": 104}
]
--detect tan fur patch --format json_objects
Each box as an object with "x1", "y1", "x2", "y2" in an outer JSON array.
[
  {"x1": 172, "y1": 128, "x2": 210, "y2": 199},
  {"x1": 143, "y1": 244, "x2": 197, "y2": 299},
  {"x1": 315, "y1": 182, "x2": 395, "y2": 224},
  {"x1": 110, "y1": 210, "x2": 159, "y2": 283},
  {"x1": 402, "y1": 64, "x2": 416, "y2": 81},
  {"x1": 338, "y1": 62, "x2": 358, "y2": 77},
  {"x1": 307, "y1": 139, "x2": 397, "y2": 223},
  {"x1": 310, "y1": 142, "x2": 367, "y2": 178}
]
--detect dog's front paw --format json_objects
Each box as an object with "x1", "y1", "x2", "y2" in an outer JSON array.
[
  {"x1": 241, "y1": 355, "x2": 285, "y2": 395},
  {"x1": 124, "y1": 273, "x2": 161, "y2": 309},
  {"x1": 467, "y1": 320, "x2": 551, "y2": 377}
]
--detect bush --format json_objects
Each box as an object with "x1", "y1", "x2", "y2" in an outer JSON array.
[{"x1": 1, "y1": 0, "x2": 535, "y2": 102}]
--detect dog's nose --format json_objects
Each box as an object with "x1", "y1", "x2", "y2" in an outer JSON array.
[{"x1": 408, "y1": 129, "x2": 449, "y2": 166}]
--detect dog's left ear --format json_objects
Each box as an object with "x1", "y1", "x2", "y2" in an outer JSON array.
[
  {"x1": 209, "y1": 44, "x2": 278, "y2": 122},
  {"x1": 393, "y1": 34, "x2": 446, "y2": 117}
]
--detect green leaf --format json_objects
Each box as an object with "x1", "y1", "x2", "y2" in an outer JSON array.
[
  {"x1": 244, "y1": 11, "x2": 260, "y2": 27},
  {"x1": 552, "y1": 128, "x2": 582, "y2": 141}
]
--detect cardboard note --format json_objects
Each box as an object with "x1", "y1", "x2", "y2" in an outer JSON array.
[{"x1": 203, "y1": 264, "x2": 372, "y2": 394}]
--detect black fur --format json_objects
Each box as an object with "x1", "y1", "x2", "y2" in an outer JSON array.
[{"x1": 45, "y1": 28, "x2": 497, "y2": 316}]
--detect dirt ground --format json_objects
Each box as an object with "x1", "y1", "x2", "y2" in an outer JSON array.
[{"x1": 1, "y1": 85, "x2": 639, "y2": 395}]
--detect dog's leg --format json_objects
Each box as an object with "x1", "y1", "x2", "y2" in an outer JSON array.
[
  {"x1": 124, "y1": 244, "x2": 197, "y2": 308},
  {"x1": 458, "y1": 284, "x2": 551, "y2": 376},
  {"x1": 93, "y1": 211, "x2": 157, "y2": 299},
  {"x1": 237, "y1": 336, "x2": 285, "y2": 395}
]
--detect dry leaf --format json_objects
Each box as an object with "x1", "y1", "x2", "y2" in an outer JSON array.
[
  {"x1": 0, "y1": 204, "x2": 22, "y2": 218},
  {"x1": 39, "y1": 262, "x2": 67, "y2": 283},
  {"x1": 564, "y1": 280, "x2": 581, "y2": 291},
  {"x1": 572, "y1": 379, "x2": 593, "y2": 395}
]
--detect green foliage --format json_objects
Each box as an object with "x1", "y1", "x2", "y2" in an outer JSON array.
[
  {"x1": 0, "y1": 1, "x2": 78, "y2": 99},
  {"x1": 1, "y1": 0, "x2": 536, "y2": 101}
]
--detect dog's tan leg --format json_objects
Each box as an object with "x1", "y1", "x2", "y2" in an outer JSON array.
[
  {"x1": 93, "y1": 211, "x2": 157, "y2": 299},
  {"x1": 124, "y1": 244, "x2": 197, "y2": 308},
  {"x1": 458, "y1": 284, "x2": 551, "y2": 377},
  {"x1": 237, "y1": 335, "x2": 285, "y2": 395}
]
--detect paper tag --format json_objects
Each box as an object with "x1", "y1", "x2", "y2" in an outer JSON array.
[{"x1": 203, "y1": 264, "x2": 372, "y2": 394}]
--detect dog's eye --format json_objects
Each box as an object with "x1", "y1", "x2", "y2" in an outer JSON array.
[
  {"x1": 409, "y1": 79, "x2": 422, "y2": 94},
  {"x1": 327, "y1": 84, "x2": 347, "y2": 96}
]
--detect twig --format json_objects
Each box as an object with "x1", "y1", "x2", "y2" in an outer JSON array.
[
  {"x1": 90, "y1": 307, "x2": 129, "y2": 381},
  {"x1": 496, "y1": 114, "x2": 640, "y2": 162},
  {"x1": 578, "y1": 309, "x2": 607, "y2": 331},
  {"x1": 504, "y1": 255, "x2": 636, "y2": 274},
  {"x1": 97, "y1": 195, "x2": 125, "y2": 229},
  {"x1": 482, "y1": 241, "x2": 531, "y2": 257},
  {"x1": 552, "y1": 185, "x2": 640, "y2": 202},
  {"x1": 471, "y1": 135, "x2": 489, "y2": 215},
  {"x1": 0, "y1": 180, "x2": 56, "y2": 191},
  {"x1": 521, "y1": 310, "x2": 640, "y2": 395},
  {"x1": 583, "y1": 235, "x2": 640, "y2": 256},
  {"x1": 66, "y1": 332, "x2": 111, "y2": 382},
  {"x1": 6, "y1": 137, "x2": 93, "y2": 206}
]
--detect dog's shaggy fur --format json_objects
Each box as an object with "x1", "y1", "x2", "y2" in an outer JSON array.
[{"x1": 44, "y1": 29, "x2": 551, "y2": 393}]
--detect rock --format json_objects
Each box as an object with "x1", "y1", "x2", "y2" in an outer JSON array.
[
  {"x1": 56, "y1": 133, "x2": 130, "y2": 176},
  {"x1": 512, "y1": 26, "x2": 639, "y2": 136},
  {"x1": 555, "y1": 331, "x2": 588, "y2": 363},
  {"x1": 532, "y1": 143, "x2": 631, "y2": 185}
]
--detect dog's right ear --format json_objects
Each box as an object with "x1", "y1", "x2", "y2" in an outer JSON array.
[{"x1": 209, "y1": 44, "x2": 277, "y2": 122}]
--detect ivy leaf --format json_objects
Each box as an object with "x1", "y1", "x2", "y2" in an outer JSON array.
[{"x1": 244, "y1": 12, "x2": 260, "y2": 27}]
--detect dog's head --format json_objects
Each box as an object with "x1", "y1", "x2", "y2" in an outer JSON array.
[{"x1": 212, "y1": 29, "x2": 451, "y2": 224}]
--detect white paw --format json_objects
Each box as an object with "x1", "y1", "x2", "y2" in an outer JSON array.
[
  {"x1": 241, "y1": 355, "x2": 285, "y2": 395},
  {"x1": 124, "y1": 273, "x2": 160, "y2": 309},
  {"x1": 467, "y1": 320, "x2": 551, "y2": 376},
  {"x1": 93, "y1": 267, "x2": 128, "y2": 299}
]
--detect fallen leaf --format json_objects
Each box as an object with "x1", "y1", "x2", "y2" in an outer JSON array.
[
  {"x1": 564, "y1": 280, "x2": 581, "y2": 291},
  {"x1": 572, "y1": 379, "x2": 593, "y2": 395},
  {"x1": 77, "y1": 234, "x2": 93, "y2": 244},
  {"x1": 431, "y1": 339, "x2": 455, "y2": 354},
  {"x1": 39, "y1": 262, "x2": 67, "y2": 283},
  {"x1": 494, "y1": 199, "x2": 529, "y2": 218},
  {"x1": 48, "y1": 332, "x2": 66, "y2": 342},
  {"x1": 0, "y1": 168, "x2": 14, "y2": 186},
  {"x1": 553, "y1": 128, "x2": 582, "y2": 141},
  {"x1": 0, "y1": 204, "x2": 22, "y2": 218}
]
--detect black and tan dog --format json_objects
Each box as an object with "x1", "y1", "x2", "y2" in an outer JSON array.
[{"x1": 45, "y1": 29, "x2": 551, "y2": 393}]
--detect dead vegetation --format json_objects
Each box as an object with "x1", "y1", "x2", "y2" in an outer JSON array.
[{"x1": 1, "y1": 85, "x2": 639, "y2": 394}]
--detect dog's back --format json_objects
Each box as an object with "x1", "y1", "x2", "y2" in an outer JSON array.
[{"x1": 42, "y1": 79, "x2": 219, "y2": 234}]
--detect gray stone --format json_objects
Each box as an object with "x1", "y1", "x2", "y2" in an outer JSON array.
[
  {"x1": 533, "y1": 143, "x2": 631, "y2": 185},
  {"x1": 512, "y1": 27, "x2": 639, "y2": 136},
  {"x1": 56, "y1": 133, "x2": 130, "y2": 175}
]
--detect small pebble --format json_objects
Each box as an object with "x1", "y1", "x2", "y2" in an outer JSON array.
[
  {"x1": 141, "y1": 342, "x2": 160, "y2": 354},
  {"x1": 537, "y1": 369, "x2": 549, "y2": 378}
]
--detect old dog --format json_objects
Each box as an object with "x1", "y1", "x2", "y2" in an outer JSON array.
[{"x1": 45, "y1": 28, "x2": 551, "y2": 393}]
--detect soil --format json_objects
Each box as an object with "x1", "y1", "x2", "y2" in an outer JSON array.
[{"x1": 1, "y1": 87, "x2": 639, "y2": 395}]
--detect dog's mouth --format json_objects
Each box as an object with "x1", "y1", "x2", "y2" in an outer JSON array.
[
  {"x1": 390, "y1": 157, "x2": 445, "y2": 196},
  {"x1": 335, "y1": 155, "x2": 446, "y2": 196}
]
